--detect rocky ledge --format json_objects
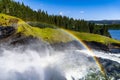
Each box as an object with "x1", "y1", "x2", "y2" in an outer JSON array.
[
  {"x1": 0, "y1": 26, "x2": 119, "y2": 53},
  {"x1": 50, "y1": 40, "x2": 120, "y2": 53},
  {"x1": 84, "y1": 41, "x2": 120, "y2": 53},
  {"x1": 0, "y1": 26, "x2": 15, "y2": 39}
]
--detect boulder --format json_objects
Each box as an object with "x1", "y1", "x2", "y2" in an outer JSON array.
[{"x1": 0, "y1": 26, "x2": 15, "y2": 39}]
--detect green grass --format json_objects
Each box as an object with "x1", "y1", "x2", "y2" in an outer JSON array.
[
  {"x1": 0, "y1": 13, "x2": 120, "y2": 45},
  {"x1": 0, "y1": 13, "x2": 36, "y2": 36},
  {"x1": 69, "y1": 30, "x2": 120, "y2": 45},
  {"x1": 30, "y1": 27, "x2": 73, "y2": 43},
  {"x1": 0, "y1": 13, "x2": 73, "y2": 43},
  {"x1": 28, "y1": 21, "x2": 57, "y2": 28}
]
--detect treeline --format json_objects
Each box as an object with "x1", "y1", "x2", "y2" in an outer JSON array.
[
  {"x1": 0, "y1": 0, "x2": 110, "y2": 36},
  {"x1": 106, "y1": 24, "x2": 120, "y2": 30},
  {"x1": 90, "y1": 20, "x2": 120, "y2": 29},
  {"x1": 90, "y1": 20, "x2": 120, "y2": 25}
]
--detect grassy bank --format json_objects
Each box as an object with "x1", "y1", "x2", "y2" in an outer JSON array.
[
  {"x1": 69, "y1": 30, "x2": 120, "y2": 45},
  {"x1": 0, "y1": 13, "x2": 120, "y2": 45}
]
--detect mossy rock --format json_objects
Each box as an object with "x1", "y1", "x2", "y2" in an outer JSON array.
[{"x1": 0, "y1": 13, "x2": 120, "y2": 47}]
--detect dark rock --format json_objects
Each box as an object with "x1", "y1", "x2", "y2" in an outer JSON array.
[
  {"x1": 99, "y1": 57, "x2": 120, "y2": 79},
  {"x1": 10, "y1": 34, "x2": 40, "y2": 46},
  {"x1": 109, "y1": 48, "x2": 120, "y2": 53},
  {"x1": 0, "y1": 25, "x2": 119, "y2": 53},
  {"x1": 0, "y1": 26, "x2": 15, "y2": 39},
  {"x1": 51, "y1": 40, "x2": 84, "y2": 51},
  {"x1": 83, "y1": 41, "x2": 109, "y2": 51},
  {"x1": 111, "y1": 43, "x2": 120, "y2": 47},
  {"x1": 83, "y1": 41, "x2": 120, "y2": 52}
]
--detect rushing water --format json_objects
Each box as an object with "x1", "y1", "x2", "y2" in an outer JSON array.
[
  {"x1": 109, "y1": 30, "x2": 120, "y2": 40},
  {"x1": 0, "y1": 41, "x2": 119, "y2": 80}
]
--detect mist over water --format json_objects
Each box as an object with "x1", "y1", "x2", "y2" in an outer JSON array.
[
  {"x1": 0, "y1": 40, "x2": 101, "y2": 80},
  {"x1": 93, "y1": 50, "x2": 120, "y2": 64},
  {"x1": 0, "y1": 39, "x2": 120, "y2": 80}
]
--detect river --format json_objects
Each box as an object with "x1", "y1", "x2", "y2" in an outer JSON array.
[
  {"x1": 0, "y1": 40, "x2": 119, "y2": 80},
  {"x1": 109, "y1": 30, "x2": 120, "y2": 40}
]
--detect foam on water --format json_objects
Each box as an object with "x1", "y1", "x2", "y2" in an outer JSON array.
[
  {"x1": 93, "y1": 50, "x2": 120, "y2": 63},
  {"x1": 0, "y1": 42, "x2": 99, "y2": 80}
]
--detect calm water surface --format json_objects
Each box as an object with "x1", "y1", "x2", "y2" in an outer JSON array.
[{"x1": 109, "y1": 30, "x2": 120, "y2": 40}]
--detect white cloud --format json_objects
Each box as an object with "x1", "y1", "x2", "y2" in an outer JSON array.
[
  {"x1": 34, "y1": 9, "x2": 38, "y2": 11},
  {"x1": 80, "y1": 11, "x2": 85, "y2": 14},
  {"x1": 59, "y1": 12, "x2": 63, "y2": 15},
  {"x1": 14, "y1": 0, "x2": 23, "y2": 2},
  {"x1": 14, "y1": 0, "x2": 24, "y2": 3}
]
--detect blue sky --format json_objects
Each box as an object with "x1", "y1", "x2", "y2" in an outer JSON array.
[{"x1": 15, "y1": 0, "x2": 120, "y2": 20}]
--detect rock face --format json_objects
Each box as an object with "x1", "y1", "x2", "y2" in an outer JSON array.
[
  {"x1": 51, "y1": 40, "x2": 84, "y2": 51},
  {"x1": 0, "y1": 26, "x2": 15, "y2": 39},
  {"x1": 84, "y1": 41, "x2": 109, "y2": 51},
  {"x1": 99, "y1": 58, "x2": 120, "y2": 79},
  {"x1": 0, "y1": 25, "x2": 119, "y2": 53},
  {"x1": 83, "y1": 41, "x2": 120, "y2": 53}
]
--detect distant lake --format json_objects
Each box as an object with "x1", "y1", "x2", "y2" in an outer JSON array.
[{"x1": 109, "y1": 30, "x2": 120, "y2": 40}]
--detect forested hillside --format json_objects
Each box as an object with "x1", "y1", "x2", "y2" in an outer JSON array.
[
  {"x1": 0, "y1": 0, "x2": 110, "y2": 36},
  {"x1": 90, "y1": 20, "x2": 120, "y2": 29}
]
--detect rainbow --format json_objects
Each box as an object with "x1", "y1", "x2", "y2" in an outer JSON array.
[{"x1": 60, "y1": 29, "x2": 107, "y2": 78}]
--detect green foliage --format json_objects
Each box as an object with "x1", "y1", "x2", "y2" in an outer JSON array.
[
  {"x1": 91, "y1": 24, "x2": 110, "y2": 37},
  {"x1": 31, "y1": 27, "x2": 73, "y2": 43},
  {"x1": 106, "y1": 24, "x2": 120, "y2": 30},
  {"x1": 0, "y1": 13, "x2": 120, "y2": 45},
  {"x1": 0, "y1": 13, "x2": 73, "y2": 43},
  {"x1": 0, "y1": 0, "x2": 110, "y2": 37},
  {"x1": 69, "y1": 30, "x2": 120, "y2": 45},
  {"x1": 90, "y1": 20, "x2": 120, "y2": 29},
  {"x1": 28, "y1": 21, "x2": 57, "y2": 29}
]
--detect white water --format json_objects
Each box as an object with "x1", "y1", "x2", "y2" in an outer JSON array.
[
  {"x1": 93, "y1": 50, "x2": 120, "y2": 63},
  {"x1": 0, "y1": 41, "x2": 100, "y2": 80},
  {"x1": 0, "y1": 42, "x2": 119, "y2": 80}
]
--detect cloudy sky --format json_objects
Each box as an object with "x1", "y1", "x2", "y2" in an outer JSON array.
[{"x1": 15, "y1": 0, "x2": 120, "y2": 20}]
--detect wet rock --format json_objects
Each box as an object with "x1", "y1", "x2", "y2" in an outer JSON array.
[
  {"x1": 83, "y1": 41, "x2": 109, "y2": 51},
  {"x1": 0, "y1": 26, "x2": 15, "y2": 39},
  {"x1": 51, "y1": 40, "x2": 84, "y2": 51},
  {"x1": 109, "y1": 48, "x2": 120, "y2": 53},
  {"x1": 99, "y1": 58, "x2": 120, "y2": 79},
  {"x1": 83, "y1": 41, "x2": 120, "y2": 52}
]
